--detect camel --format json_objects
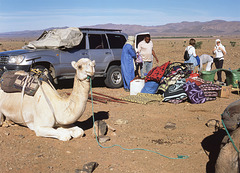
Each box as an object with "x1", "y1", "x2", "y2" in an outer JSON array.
[
  {"x1": 215, "y1": 127, "x2": 240, "y2": 173},
  {"x1": 0, "y1": 58, "x2": 95, "y2": 141},
  {"x1": 215, "y1": 99, "x2": 240, "y2": 172}
]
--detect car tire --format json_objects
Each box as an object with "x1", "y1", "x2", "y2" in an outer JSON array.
[
  {"x1": 104, "y1": 65, "x2": 123, "y2": 88},
  {"x1": 32, "y1": 65, "x2": 54, "y2": 85}
]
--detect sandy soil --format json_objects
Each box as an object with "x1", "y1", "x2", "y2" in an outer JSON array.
[{"x1": 0, "y1": 37, "x2": 240, "y2": 172}]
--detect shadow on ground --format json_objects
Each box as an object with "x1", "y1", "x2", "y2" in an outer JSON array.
[
  {"x1": 201, "y1": 129, "x2": 226, "y2": 173},
  {"x1": 56, "y1": 77, "x2": 107, "y2": 89},
  {"x1": 74, "y1": 111, "x2": 109, "y2": 131},
  {"x1": 232, "y1": 90, "x2": 240, "y2": 96}
]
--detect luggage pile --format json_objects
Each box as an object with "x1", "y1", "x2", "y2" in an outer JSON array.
[{"x1": 131, "y1": 61, "x2": 225, "y2": 104}]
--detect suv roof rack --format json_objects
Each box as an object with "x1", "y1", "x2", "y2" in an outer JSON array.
[{"x1": 79, "y1": 28, "x2": 122, "y2": 32}]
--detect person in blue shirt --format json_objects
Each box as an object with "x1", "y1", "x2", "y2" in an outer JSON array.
[{"x1": 121, "y1": 36, "x2": 136, "y2": 92}]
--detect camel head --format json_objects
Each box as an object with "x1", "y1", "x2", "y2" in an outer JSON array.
[{"x1": 71, "y1": 58, "x2": 95, "y2": 81}]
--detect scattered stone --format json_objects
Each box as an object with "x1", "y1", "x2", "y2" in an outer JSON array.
[
  {"x1": 18, "y1": 135, "x2": 25, "y2": 139},
  {"x1": 93, "y1": 120, "x2": 107, "y2": 137},
  {"x1": 205, "y1": 119, "x2": 220, "y2": 128},
  {"x1": 98, "y1": 135, "x2": 110, "y2": 143},
  {"x1": 38, "y1": 154, "x2": 44, "y2": 158},
  {"x1": 48, "y1": 166, "x2": 53, "y2": 169},
  {"x1": 164, "y1": 122, "x2": 176, "y2": 130},
  {"x1": 114, "y1": 119, "x2": 128, "y2": 125},
  {"x1": 197, "y1": 116, "x2": 203, "y2": 121},
  {"x1": 129, "y1": 135, "x2": 137, "y2": 139},
  {"x1": 75, "y1": 162, "x2": 99, "y2": 173},
  {"x1": 111, "y1": 132, "x2": 117, "y2": 136},
  {"x1": 152, "y1": 139, "x2": 171, "y2": 145},
  {"x1": 66, "y1": 151, "x2": 71, "y2": 154},
  {"x1": 4, "y1": 132, "x2": 10, "y2": 136}
]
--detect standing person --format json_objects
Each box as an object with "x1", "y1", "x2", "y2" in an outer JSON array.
[
  {"x1": 184, "y1": 38, "x2": 198, "y2": 72},
  {"x1": 212, "y1": 39, "x2": 226, "y2": 82},
  {"x1": 121, "y1": 36, "x2": 136, "y2": 92},
  {"x1": 198, "y1": 54, "x2": 213, "y2": 71},
  {"x1": 137, "y1": 34, "x2": 159, "y2": 78},
  {"x1": 134, "y1": 52, "x2": 143, "y2": 77}
]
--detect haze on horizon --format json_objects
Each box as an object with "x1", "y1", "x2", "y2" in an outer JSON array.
[{"x1": 0, "y1": 0, "x2": 239, "y2": 33}]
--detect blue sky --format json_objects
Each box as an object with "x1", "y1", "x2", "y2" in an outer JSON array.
[{"x1": 0, "y1": 0, "x2": 239, "y2": 33}]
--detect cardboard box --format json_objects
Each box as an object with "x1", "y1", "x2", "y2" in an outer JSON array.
[{"x1": 220, "y1": 85, "x2": 232, "y2": 98}]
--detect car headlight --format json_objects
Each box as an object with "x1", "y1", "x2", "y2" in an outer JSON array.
[{"x1": 8, "y1": 55, "x2": 25, "y2": 64}]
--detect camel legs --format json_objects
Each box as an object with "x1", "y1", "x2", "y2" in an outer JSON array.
[
  {"x1": 58, "y1": 126, "x2": 84, "y2": 138},
  {"x1": 34, "y1": 126, "x2": 72, "y2": 141},
  {"x1": 0, "y1": 113, "x2": 4, "y2": 126},
  {"x1": 34, "y1": 126, "x2": 84, "y2": 141}
]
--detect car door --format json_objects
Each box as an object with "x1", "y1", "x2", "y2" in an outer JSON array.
[
  {"x1": 87, "y1": 33, "x2": 113, "y2": 76},
  {"x1": 106, "y1": 33, "x2": 126, "y2": 62},
  {"x1": 59, "y1": 33, "x2": 89, "y2": 77},
  {"x1": 134, "y1": 32, "x2": 150, "y2": 51}
]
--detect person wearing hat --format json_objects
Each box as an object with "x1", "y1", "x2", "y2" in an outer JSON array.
[
  {"x1": 212, "y1": 39, "x2": 227, "y2": 82},
  {"x1": 121, "y1": 36, "x2": 136, "y2": 92},
  {"x1": 137, "y1": 34, "x2": 159, "y2": 78}
]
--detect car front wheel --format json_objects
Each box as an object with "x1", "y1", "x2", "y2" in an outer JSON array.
[{"x1": 104, "y1": 66, "x2": 123, "y2": 88}]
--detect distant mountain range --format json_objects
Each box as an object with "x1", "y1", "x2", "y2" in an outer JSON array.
[{"x1": 0, "y1": 20, "x2": 240, "y2": 38}]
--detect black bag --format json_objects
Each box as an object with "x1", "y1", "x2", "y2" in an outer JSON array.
[{"x1": 184, "y1": 50, "x2": 190, "y2": 61}]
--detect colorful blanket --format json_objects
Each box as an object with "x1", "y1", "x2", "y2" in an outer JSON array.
[
  {"x1": 183, "y1": 81, "x2": 206, "y2": 104},
  {"x1": 163, "y1": 78, "x2": 187, "y2": 103},
  {"x1": 145, "y1": 61, "x2": 170, "y2": 83}
]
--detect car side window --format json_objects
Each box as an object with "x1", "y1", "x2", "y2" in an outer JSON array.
[
  {"x1": 63, "y1": 33, "x2": 86, "y2": 52},
  {"x1": 88, "y1": 34, "x2": 108, "y2": 49},
  {"x1": 78, "y1": 33, "x2": 86, "y2": 49},
  {"x1": 107, "y1": 34, "x2": 126, "y2": 49}
]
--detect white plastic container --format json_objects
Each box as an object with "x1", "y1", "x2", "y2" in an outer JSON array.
[{"x1": 130, "y1": 79, "x2": 145, "y2": 95}]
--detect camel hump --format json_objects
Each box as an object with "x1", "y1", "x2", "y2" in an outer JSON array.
[{"x1": 0, "y1": 70, "x2": 40, "y2": 96}]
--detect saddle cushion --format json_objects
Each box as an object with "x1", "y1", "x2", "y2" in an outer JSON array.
[{"x1": 1, "y1": 71, "x2": 39, "y2": 96}]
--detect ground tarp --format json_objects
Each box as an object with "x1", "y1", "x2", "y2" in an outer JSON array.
[{"x1": 120, "y1": 93, "x2": 163, "y2": 104}]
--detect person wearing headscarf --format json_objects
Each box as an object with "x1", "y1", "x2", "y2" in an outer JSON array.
[
  {"x1": 212, "y1": 39, "x2": 227, "y2": 82},
  {"x1": 121, "y1": 36, "x2": 136, "y2": 91}
]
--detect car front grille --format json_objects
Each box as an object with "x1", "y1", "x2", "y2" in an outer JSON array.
[{"x1": 0, "y1": 56, "x2": 9, "y2": 64}]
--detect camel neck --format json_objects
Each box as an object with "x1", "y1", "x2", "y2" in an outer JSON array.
[
  {"x1": 70, "y1": 76, "x2": 90, "y2": 97},
  {"x1": 56, "y1": 76, "x2": 90, "y2": 124},
  {"x1": 67, "y1": 76, "x2": 90, "y2": 112}
]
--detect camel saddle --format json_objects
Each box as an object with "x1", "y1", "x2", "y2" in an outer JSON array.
[{"x1": 0, "y1": 70, "x2": 40, "y2": 96}]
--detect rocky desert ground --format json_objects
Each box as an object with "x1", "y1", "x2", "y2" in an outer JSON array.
[{"x1": 0, "y1": 36, "x2": 240, "y2": 173}]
